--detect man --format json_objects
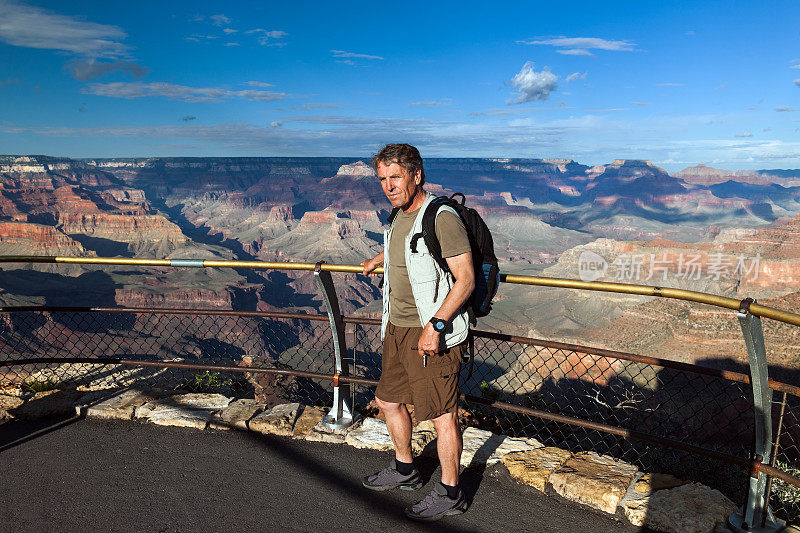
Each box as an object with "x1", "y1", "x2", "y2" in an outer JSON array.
[{"x1": 360, "y1": 143, "x2": 474, "y2": 521}]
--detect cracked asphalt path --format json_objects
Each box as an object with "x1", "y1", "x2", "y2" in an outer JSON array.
[{"x1": 0, "y1": 415, "x2": 653, "y2": 532}]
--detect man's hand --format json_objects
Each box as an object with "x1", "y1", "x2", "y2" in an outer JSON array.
[
  {"x1": 360, "y1": 251, "x2": 384, "y2": 276},
  {"x1": 418, "y1": 322, "x2": 441, "y2": 358}
]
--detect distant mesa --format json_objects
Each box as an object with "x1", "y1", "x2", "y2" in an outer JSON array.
[{"x1": 335, "y1": 161, "x2": 375, "y2": 178}]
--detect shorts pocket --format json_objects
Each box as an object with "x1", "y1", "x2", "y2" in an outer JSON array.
[{"x1": 419, "y1": 370, "x2": 459, "y2": 421}]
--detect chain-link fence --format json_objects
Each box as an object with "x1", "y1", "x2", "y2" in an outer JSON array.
[
  {"x1": 345, "y1": 317, "x2": 799, "y2": 524},
  {"x1": 0, "y1": 308, "x2": 334, "y2": 408},
  {"x1": 1, "y1": 306, "x2": 798, "y2": 524},
  {"x1": 770, "y1": 391, "x2": 800, "y2": 521}
]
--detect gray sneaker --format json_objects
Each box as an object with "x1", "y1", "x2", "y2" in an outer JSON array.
[
  {"x1": 362, "y1": 458, "x2": 423, "y2": 491},
  {"x1": 404, "y1": 481, "x2": 468, "y2": 522}
]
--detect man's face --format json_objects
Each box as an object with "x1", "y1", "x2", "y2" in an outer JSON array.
[{"x1": 377, "y1": 160, "x2": 421, "y2": 211}]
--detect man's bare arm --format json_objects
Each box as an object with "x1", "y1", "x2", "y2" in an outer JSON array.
[
  {"x1": 361, "y1": 251, "x2": 384, "y2": 276},
  {"x1": 417, "y1": 251, "x2": 474, "y2": 357}
]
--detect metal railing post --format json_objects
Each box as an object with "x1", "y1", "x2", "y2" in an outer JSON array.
[
  {"x1": 729, "y1": 299, "x2": 784, "y2": 532},
  {"x1": 314, "y1": 263, "x2": 356, "y2": 429}
]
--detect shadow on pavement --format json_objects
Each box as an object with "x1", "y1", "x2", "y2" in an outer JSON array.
[{"x1": 240, "y1": 429, "x2": 480, "y2": 533}]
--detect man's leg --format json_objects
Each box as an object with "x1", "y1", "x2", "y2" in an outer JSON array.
[
  {"x1": 432, "y1": 411, "x2": 462, "y2": 486},
  {"x1": 362, "y1": 395, "x2": 422, "y2": 491},
  {"x1": 404, "y1": 409, "x2": 467, "y2": 521},
  {"x1": 375, "y1": 397, "x2": 413, "y2": 463}
]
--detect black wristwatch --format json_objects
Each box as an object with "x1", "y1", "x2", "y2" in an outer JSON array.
[{"x1": 429, "y1": 317, "x2": 448, "y2": 333}]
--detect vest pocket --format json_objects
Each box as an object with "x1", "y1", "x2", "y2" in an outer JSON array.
[{"x1": 408, "y1": 252, "x2": 438, "y2": 283}]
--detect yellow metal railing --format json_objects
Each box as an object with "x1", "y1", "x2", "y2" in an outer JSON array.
[{"x1": 1, "y1": 254, "x2": 799, "y2": 327}]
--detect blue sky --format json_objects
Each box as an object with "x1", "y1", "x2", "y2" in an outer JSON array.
[{"x1": 0, "y1": 0, "x2": 799, "y2": 171}]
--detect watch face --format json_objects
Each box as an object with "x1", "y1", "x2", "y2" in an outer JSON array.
[{"x1": 433, "y1": 319, "x2": 446, "y2": 332}]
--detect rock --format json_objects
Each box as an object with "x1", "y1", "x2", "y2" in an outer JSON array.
[
  {"x1": 410, "y1": 420, "x2": 437, "y2": 455},
  {"x1": 249, "y1": 403, "x2": 300, "y2": 436},
  {"x1": 77, "y1": 389, "x2": 168, "y2": 420},
  {"x1": 457, "y1": 427, "x2": 542, "y2": 467},
  {"x1": 0, "y1": 409, "x2": 12, "y2": 424},
  {"x1": 344, "y1": 417, "x2": 396, "y2": 452},
  {"x1": 0, "y1": 394, "x2": 24, "y2": 411},
  {"x1": 9, "y1": 390, "x2": 84, "y2": 419},
  {"x1": 634, "y1": 473, "x2": 687, "y2": 493},
  {"x1": 23, "y1": 363, "x2": 170, "y2": 391},
  {"x1": 550, "y1": 451, "x2": 639, "y2": 514},
  {"x1": 344, "y1": 418, "x2": 437, "y2": 455},
  {"x1": 502, "y1": 447, "x2": 573, "y2": 492},
  {"x1": 623, "y1": 482, "x2": 737, "y2": 532},
  {"x1": 292, "y1": 406, "x2": 328, "y2": 438},
  {"x1": 209, "y1": 399, "x2": 266, "y2": 431},
  {"x1": 305, "y1": 419, "x2": 357, "y2": 444},
  {"x1": 134, "y1": 393, "x2": 231, "y2": 430}
]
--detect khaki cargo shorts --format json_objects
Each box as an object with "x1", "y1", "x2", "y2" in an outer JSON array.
[{"x1": 375, "y1": 323, "x2": 464, "y2": 421}]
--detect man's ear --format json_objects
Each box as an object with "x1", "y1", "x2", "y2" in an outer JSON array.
[{"x1": 414, "y1": 170, "x2": 422, "y2": 185}]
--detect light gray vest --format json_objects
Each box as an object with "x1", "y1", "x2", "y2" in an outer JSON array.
[{"x1": 381, "y1": 193, "x2": 470, "y2": 347}]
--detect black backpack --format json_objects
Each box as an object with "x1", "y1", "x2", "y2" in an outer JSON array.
[{"x1": 388, "y1": 193, "x2": 500, "y2": 323}]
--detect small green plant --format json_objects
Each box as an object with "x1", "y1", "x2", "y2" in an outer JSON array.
[
  {"x1": 21, "y1": 379, "x2": 58, "y2": 393},
  {"x1": 771, "y1": 459, "x2": 800, "y2": 522},
  {"x1": 479, "y1": 380, "x2": 500, "y2": 400},
  {"x1": 184, "y1": 371, "x2": 233, "y2": 393}
]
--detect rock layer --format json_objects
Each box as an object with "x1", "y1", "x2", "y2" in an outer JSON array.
[{"x1": 549, "y1": 451, "x2": 639, "y2": 514}]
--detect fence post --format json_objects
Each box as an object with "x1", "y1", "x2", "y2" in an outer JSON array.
[
  {"x1": 729, "y1": 298, "x2": 784, "y2": 532},
  {"x1": 314, "y1": 263, "x2": 356, "y2": 429}
]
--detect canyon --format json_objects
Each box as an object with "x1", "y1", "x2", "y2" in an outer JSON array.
[{"x1": 1, "y1": 154, "x2": 800, "y2": 378}]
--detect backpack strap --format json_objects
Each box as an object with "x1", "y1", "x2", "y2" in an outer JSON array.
[
  {"x1": 450, "y1": 192, "x2": 466, "y2": 206},
  {"x1": 416, "y1": 197, "x2": 454, "y2": 274},
  {"x1": 386, "y1": 207, "x2": 400, "y2": 224}
]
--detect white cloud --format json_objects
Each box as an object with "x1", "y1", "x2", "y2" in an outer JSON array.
[
  {"x1": 0, "y1": 0, "x2": 129, "y2": 58},
  {"x1": 558, "y1": 49, "x2": 594, "y2": 57},
  {"x1": 655, "y1": 83, "x2": 683, "y2": 87},
  {"x1": 281, "y1": 115, "x2": 441, "y2": 126},
  {"x1": 210, "y1": 14, "x2": 231, "y2": 26},
  {"x1": 789, "y1": 64, "x2": 800, "y2": 70},
  {"x1": 186, "y1": 34, "x2": 217, "y2": 42},
  {"x1": 775, "y1": 105, "x2": 798, "y2": 112},
  {"x1": 735, "y1": 132, "x2": 753, "y2": 138},
  {"x1": 81, "y1": 82, "x2": 287, "y2": 103},
  {"x1": 246, "y1": 29, "x2": 287, "y2": 46},
  {"x1": 517, "y1": 36, "x2": 637, "y2": 56},
  {"x1": 8, "y1": 111, "x2": 800, "y2": 169},
  {"x1": 794, "y1": 79, "x2": 800, "y2": 87},
  {"x1": 65, "y1": 59, "x2": 147, "y2": 81},
  {"x1": 224, "y1": 43, "x2": 239, "y2": 47},
  {"x1": 246, "y1": 81, "x2": 275, "y2": 87},
  {"x1": 331, "y1": 50, "x2": 384, "y2": 60},
  {"x1": 585, "y1": 108, "x2": 626, "y2": 113},
  {"x1": 223, "y1": 28, "x2": 238, "y2": 35},
  {"x1": 270, "y1": 121, "x2": 282, "y2": 128},
  {"x1": 632, "y1": 101, "x2": 651, "y2": 106},
  {"x1": 565, "y1": 72, "x2": 587, "y2": 82},
  {"x1": 506, "y1": 62, "x2": 557, "y2": 104},
  {"x1": 302, "y1": 102, "x2": 344, "y2": 109},
  {"x1": 408, "y1": 100, "x2": 452, "y2": 107}
]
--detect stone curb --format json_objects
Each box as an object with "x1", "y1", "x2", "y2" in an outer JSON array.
[{"x1": 2, "y1": 388, "x2": 770, "y2": 532}]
